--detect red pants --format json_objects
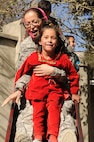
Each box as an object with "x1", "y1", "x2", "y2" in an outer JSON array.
[{"x1": 31, "y1": 92, "x2": 62, "y2": 139}]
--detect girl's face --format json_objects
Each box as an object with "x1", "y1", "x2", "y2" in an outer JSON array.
[
  {"x1": 39, "y1": 28, "x2": 58, "y2": 55},
  {"x1": 24, "y1": 11, "x2": 43, "y2": 38}
]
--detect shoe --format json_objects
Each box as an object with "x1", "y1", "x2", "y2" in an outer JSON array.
[
  {"x1": 58, "y1": 129, "x2": 77, "y2": 142},
  {"x1": 15, "y1": 133, "x2": 32, "y2": 142}
]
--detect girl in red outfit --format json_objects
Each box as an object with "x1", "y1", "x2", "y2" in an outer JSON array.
[{"x1": 15, "y1": 21, "x2": 79, "y2": 142}]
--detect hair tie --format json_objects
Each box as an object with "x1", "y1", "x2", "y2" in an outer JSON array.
[{"x1": 49, "y1": 23, "x2": 53, "y2": 26}]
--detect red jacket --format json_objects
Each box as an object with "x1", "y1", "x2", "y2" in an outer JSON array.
[{"x1": 15, "y1": 52, "x2": 79, "y2": 100}]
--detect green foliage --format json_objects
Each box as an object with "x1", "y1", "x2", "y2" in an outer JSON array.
[{"x1": 63, "y1": 0, "x2": 94, "y2": 43}]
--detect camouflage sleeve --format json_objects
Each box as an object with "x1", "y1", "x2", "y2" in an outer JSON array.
[
  {"x1": 15, "y1": 36, "x2": 36, "y2": 92},
  {"x1": 16, "y1": 36, "x2": 36, "y2": 70},
  {"x1": 51, "y1": 67, "x2": 66, "y2": 77},
  {"x1": 51, "y1": 67, "x2": 67, "y2": 83},
  {"x1": 15, "y1": 74, "x2": 31, "y2": 92}
]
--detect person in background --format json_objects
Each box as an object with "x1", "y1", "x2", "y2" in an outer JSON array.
[
  {"x1": 38, "y1": 0, "x2": 58, "y2": 26},
  {"x1": 65, "y1": 35, "x2": 80, "y2": 72}
]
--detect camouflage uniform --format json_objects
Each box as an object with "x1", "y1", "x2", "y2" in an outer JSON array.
[{"x1": 15, "y1": 36, "x2": 77, "y2": 142}]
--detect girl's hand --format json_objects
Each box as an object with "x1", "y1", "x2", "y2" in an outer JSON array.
[
  {"x1": 1, "y1": 90, "x2": 22, "y2": 107},
  {"x1": 33, "y1": 64, "x2": 54, "y2": 76},
  {"x1": 72, "y1": 94, "x2": 80, "y2": 103}
]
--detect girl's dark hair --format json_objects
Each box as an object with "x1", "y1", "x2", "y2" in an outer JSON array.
[
  {"x1": 35, "y1": 20, "x2": 65, "y2": 55},
  {"x1": 65, "y1": 35, "x2": 75, "y2": 40}
]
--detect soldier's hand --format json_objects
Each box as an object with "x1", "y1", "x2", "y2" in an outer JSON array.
[{"x1": 1, "y1": 90, "x2": 22, "y2": 107}]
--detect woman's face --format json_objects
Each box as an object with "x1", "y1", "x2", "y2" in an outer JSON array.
[{"x1": 24, "y1": 10, "x2": 43, "y2": 38}]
